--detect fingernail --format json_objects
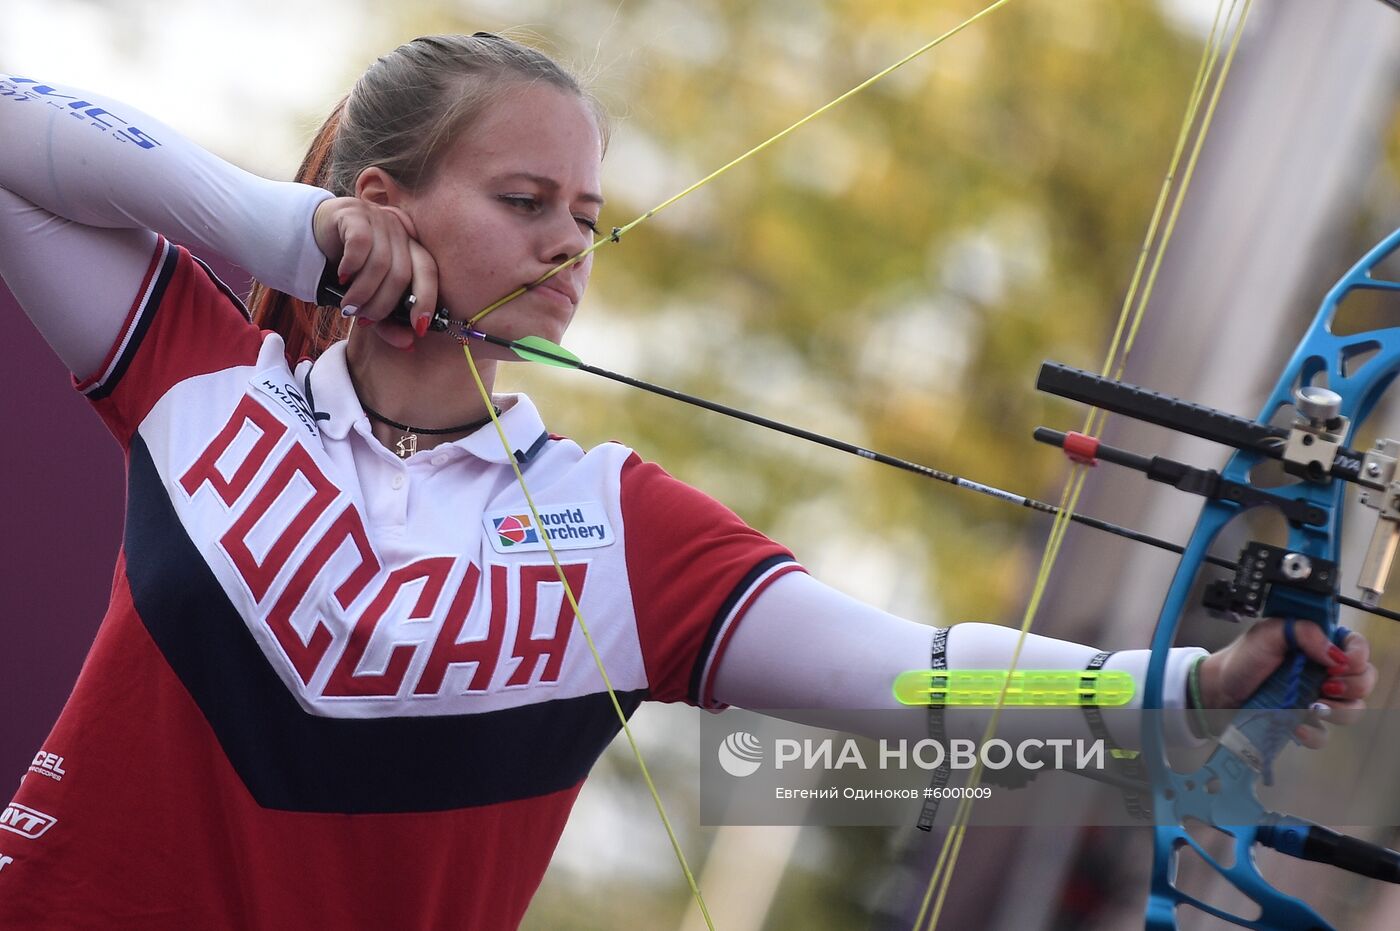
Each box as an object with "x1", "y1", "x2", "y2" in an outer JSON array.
[
  {"x1": 1309, "y1": 702, "x2": 1332, "y2": 718},
  {"x1": 414, "y1": 315, "x2": 429, "y2": 337},
  {"x1": 341, "y1": 304, "x2": 359, "y2": 318},
  {"x1": 339, "y1": 270, "x2": 350, "y2": 285},
  {"x1": 355, "y1": 317, "x2": 371, "y2": 328},
  {"x1": 1322, "y1": 680, "x2": 1345, "y2": 698},
  {"x1": 400, "y1": 340, "x2": 415, "y2": 352},
  {"x1": 1327, "y1": 645, "x2": 1347, "y2": 666},
  {"x1": 1328, "y1": 664, "x2": 1348, "y2": 678}
]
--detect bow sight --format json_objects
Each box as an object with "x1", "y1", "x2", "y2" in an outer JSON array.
[{"x1": 1035, "y1": 361, "x2": 1400, "y2": 618}]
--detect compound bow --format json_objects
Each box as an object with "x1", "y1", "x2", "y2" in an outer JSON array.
[{"x1": 1031, "y1": 226, "x2": 1400, "y2": 928}]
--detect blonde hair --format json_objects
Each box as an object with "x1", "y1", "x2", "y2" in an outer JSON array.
[{"x1": 249, "y1": 33, "x2": 607, "y2": 361}]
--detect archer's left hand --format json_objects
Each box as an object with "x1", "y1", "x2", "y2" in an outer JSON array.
[{"x1": 1198, "y1": 619, "x2": 1376, "y2": 749}]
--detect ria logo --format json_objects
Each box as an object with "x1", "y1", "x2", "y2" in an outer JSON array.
[
  {"x1": 492, "y1": 514, "x2": 539, "y2": 548},
  {"x1": 0, "y1": 804, "x2": 56, "y2": 840},
  {"x1": 718, "y1": 731, "x2": 764, "y2": 777}
]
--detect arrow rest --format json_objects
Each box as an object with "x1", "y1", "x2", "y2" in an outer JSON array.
[
  {"x1": 1201, "y1": 543, "x2": 1338, "y2": 622},
  {"x1": 1282, "y1": 385, "x2": 1347, "y2": 482}
]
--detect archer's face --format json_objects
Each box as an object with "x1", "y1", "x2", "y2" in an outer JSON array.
[{"x1": 405, "y1": 83, "x2": 604, "y2": 353}]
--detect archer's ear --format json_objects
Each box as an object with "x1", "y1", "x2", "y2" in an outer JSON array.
[{"x1": 354, "y1": 166, "x2": 407, "y2": 207}]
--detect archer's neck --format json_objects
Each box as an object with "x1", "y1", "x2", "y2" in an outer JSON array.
[{"x1": 345, "y1": 329, "x2": 499, "y2": 452}]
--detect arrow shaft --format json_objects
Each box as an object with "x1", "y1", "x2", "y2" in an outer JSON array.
[{"x1": 468, "y1": 330, "x2": 1400, "y2": 626}]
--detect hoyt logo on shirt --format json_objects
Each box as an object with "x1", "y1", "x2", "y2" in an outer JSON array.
[
  {"x1": 486, "y1": 504, "x2": 613, "y2": 554},
  {"x1": 0, "y1": 804, "x2": 56, "y2": 840}
]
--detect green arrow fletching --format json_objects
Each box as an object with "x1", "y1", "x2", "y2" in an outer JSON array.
[{"x1": 511, "y1": 335, "x2": 580, "y2": 368}]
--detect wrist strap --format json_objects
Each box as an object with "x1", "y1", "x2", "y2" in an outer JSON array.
[
  {"x1": 1186, "y1": 654, "x2": 1215, "y2": 739},
  {"x1": 915, "y1": 626, "x2": 951, "y2": 832},
  {"x1": 1082, "y1": 651, "x2": 1151, "y2": 821}
]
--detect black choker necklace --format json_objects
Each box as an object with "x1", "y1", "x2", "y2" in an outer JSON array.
[{"x1": 360, "y1": 400, "x2": 502, "y2": 459}]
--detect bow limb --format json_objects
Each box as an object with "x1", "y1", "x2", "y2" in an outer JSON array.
[{"x1": 1122, "y1": 224, "x2": 1400, "y2": 931}]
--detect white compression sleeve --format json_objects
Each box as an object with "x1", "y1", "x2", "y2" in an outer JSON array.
[
  {"x1": 711, "y1": 571, "x2": 1205, "y2": 747},
  {"x1": 0, "y1": 74, "x2": 332, "y2": 375},
  {"x1": 0, "y1": 186, "x2": 158, "y2": 376}
]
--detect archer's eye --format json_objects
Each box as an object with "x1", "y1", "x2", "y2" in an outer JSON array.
[{"x1": 500, "y1": 194, "x2": 542, "y2": 213}]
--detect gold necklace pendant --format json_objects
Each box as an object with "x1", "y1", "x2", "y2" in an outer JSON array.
[{"x1": 395, "y1": 432, "x2": 418, "y2": 459}]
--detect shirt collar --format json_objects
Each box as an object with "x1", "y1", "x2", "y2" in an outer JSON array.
[{"x1": 298, "y1": 341, "x2": 551, "y2": 464}]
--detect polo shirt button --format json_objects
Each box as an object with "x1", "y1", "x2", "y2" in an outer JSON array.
[{"x1": 391, "y1": 474, "x2": 405, "y2": 490}]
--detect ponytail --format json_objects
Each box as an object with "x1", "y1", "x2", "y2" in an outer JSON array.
[{"x1": 248, "y1": 96, "x2": 352, "y2": 363}]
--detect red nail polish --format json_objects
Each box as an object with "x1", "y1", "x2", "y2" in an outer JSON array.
[
  {"x1": 1327, "y1": 645, "x2": 1347, "y2": 666},
  {"x1": 414, "y1": 315, "x2": 429, "y2": 338},
  {"x1": 355, "y1": 317, "x2": 371, "y2": 328},
  {"x1": 1328, "y1": 664, "x2": 1348, "y2": 678},
  {"x1": 1322, "y1": 680, "x2": 1345, "y2": 698}
]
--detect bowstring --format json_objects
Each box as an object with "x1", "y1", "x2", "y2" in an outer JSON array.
[
  {"x1": 464, "y1": 0, "x2": 1016, "y2": 329},
  {"x1": 461, "y1": 349, "x2": 716, "y2": 927},
  {"x1": 458, "y1": 1, "x2": 1016, "y2": 925},
  {"x1": 448, "y1": 0, "x2": 1253, "y2": 924},
  {"x1": 913, "y1": 1, "x2": 1254, "y2": 928}
]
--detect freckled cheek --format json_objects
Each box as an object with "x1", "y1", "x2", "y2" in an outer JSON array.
[
  {"x1": 448, "y1": 239, "x2": 516, "y2": 305},
  {"x1": 578, "y1": 255, "x2": 596, "y2": 293}
]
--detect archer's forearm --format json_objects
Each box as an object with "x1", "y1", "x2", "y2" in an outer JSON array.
[{"x1": 0, "y1": 73, "x2": 330, "y2": 300}]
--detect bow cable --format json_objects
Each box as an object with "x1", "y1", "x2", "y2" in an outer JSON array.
[
  {"x1": 914, "y1": 2, "x2": 1255, "y2": 928},
  {"x1": 455, "y1": 1, "x2": 1017, "y2": 926},
  {"x1": 462, "y1": 0, "x2": 1016, "y2": 329},
  {"x1": 460, "y1": 349, "x2": 715, "y2": 926}
]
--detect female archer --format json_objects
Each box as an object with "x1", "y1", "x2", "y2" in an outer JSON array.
[{"x1": 0, "y1": 33, "x2": 1375, "y2": 929}]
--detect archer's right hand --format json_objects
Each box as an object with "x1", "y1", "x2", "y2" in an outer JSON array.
[{"x1": 312, "y1": 196, "x2": 438, "y2": 349}]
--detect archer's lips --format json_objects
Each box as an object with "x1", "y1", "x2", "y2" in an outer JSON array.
[{"x1": 530, "y1": 280, "x2": 579, "y2": 306}]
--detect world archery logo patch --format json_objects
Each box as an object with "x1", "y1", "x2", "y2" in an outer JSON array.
[
  {"x1": 492, "y1": 514, "x2": 539, "y2": 548},
  {"x1": 484, "y1": 503, "x2": 615, "y2": 554}
]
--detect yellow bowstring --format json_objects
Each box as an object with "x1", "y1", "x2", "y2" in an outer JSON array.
[
  {"x1": 459, "y1": 2, "x2": 1017, "y2": 926},
  {"x1": 454, "y1": 0, "x2": 1253, "y2": 924},
  {"x1": 913, "y1": 2, "x2": 1254, "y2": 928},
  {"x1": 465, "y1": 0, "x2": 1016, "y2": 329},
  {"x1": 461, "y1": 348, "x2": 716, "y2": 928}
]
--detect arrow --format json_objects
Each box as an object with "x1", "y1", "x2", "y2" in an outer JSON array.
[{"x1": 461, "y1": 328, "x2": 1400, "y2": 627}]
